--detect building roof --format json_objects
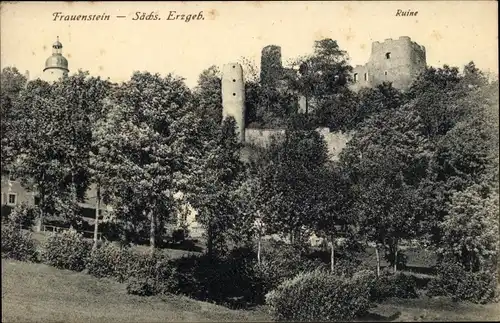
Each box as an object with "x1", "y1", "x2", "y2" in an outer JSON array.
[
  {"x1": 43, "y1": 37, "x2": 69, "y2": 72},
  {"x1": 44, "y1": 55, "x2": 69, "y2": 72}
]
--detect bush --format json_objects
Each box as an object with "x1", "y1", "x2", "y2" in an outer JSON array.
[
  {"x1": 7, "y1": 204, "x2": 38, "y2": 229},
  {"x1": 219, "y1": 247, "x2": 266, "y2": 307},
  {"x1": 125, "y1": 251, "x2": 176, "y2": 296},
  {"x1": 126, "y1": 276, "x2": 157, "y2": 296},
  {"x1": 1, "y1": 221, "x2": 38, "y2": 262},
  {"x1": 258, "y1": 241, "x2": 326, "y2": 294},
  {"x1": 165, "y1": 254, "x2": 206, "y2": 298},
  {"x1": 427, "y1": 261, "x2": 497, "y2": 304},
  {"x1": 156, "y1": 247, "x2": 267, "y2": 308},
  {"x1": 42, "y1": 230, "x2": 92, "y2": 271},
  {"x1": 86, "y1": 242, "x2": 135, "y2": 282},
  {"x1": 266, "y1": 269, "x2": 372, "y2": 321},
  {"x1": 370, "y1": 271, "x2": 419, "y2": 301}
]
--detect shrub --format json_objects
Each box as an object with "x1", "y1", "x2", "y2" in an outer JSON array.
[
  {"x1": 7, "y1": 204, "x2": 38, "y2": 229},
  {"x1": 126, "y1": 276, "x2": 156, "y2": 296},
  {"x1": 166, "y1": 254, "x2": 206, "y2": 298},
  {"x1": 125, "y1": 251, "x2": 176, "y2": 296},
  {"x1": 266, "y1": 269, "x2": 372, "y2": 321},
  {"x1": 42, "y1": 230, "x2": 92, "y2": 271},
  {"x1": 159, "y1": 248, "x2": 267, "y2": 308},
  {"x1": 1, "y1": 220, "x2": 38, "y2": 262},
  {"x1": 352, "y1": 269, "x2": 378, "y2": 290},
  {"x1": 370, "y1": 272, "x2": 419, "y2": 301},
  {"x1": 258, "y1": 241, "x2": 326, "y2": 294},
  {"x1": 427, "y1": 261, "x2": 497, "y2": 304},
  {"x1": 219, "y1": 247, "x2": 266, "y2": 307},
  {"x1": 86, "y1": 242, "x2": 135, "y2": 282}
]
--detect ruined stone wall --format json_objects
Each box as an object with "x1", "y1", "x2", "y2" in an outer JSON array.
[
  {"x1": 351, "y1": 64, "x2": 371, "y2": 91},
  {"x1": 245, "y1": 128, "x2": 286, "y2": 148},
  {"x1": 245, "y1": 127, "x2": 353, "y2": 160}
]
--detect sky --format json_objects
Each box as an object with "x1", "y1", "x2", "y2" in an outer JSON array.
[{"x1": 1, "y1": 1, "x2": 498, "y2": 88}]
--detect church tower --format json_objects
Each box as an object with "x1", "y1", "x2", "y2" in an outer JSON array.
[{"x1": 42, "y1": 37, "x2": 69, "y2": 83}]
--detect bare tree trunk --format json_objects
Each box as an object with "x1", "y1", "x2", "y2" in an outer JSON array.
[
  {"x1": 330, "y1": 235, "x2": 335, "y2": 273},
  {"x1": 69, "y1": 169, "x2": 76, "y2": 231},
  {"x1": 36, "y1": 194, "x2": 44, "y2": 232},
  {"x1": 257, "y1": 234, "x2": 262, "y2": 265},
  {"x1": 35, "y1": 217, "x2": 42, "y2": 232},
  {"x1": 375, "y1": 244, "x2": 381, "y2": 277},
  {"x1": 149, "y1": 210, "x2": 156, "y2": 253},
  {"x1": 394, "y1": 241, "x2": 398, "y2": 273},
  {"x1": 93, "y1": 185, "x2": 100, "y2": 249},
  {"x1": 207, "y1": 223, "x2": 214, "y2": 261}
]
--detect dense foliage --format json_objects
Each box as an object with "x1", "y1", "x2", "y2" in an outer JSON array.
[
  {"x1": 1, "y1": 219, "x2": 38, "y2": 262},
  {"x1": 266, "y1": 269, "x2": 373, "y2": 321},
  {"x1": 42, "y1": 230, "x2": 92, "y2": 271}
]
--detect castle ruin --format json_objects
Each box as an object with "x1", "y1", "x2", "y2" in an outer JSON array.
[
  {"x1": 351, "y1": 36, "x2": 426, "y2": 91},
  {"x1": 221, "y1": 36, "x2": 427, "y2": 157}
]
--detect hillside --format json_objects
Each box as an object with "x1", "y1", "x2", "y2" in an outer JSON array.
[{"x1": 1, "y1": 259, "x2": 271, "y2": 322}]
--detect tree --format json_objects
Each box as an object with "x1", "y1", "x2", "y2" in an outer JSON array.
[
  {"x1": 354, "y1": 82, "x2": 404, "y2": 127},
  {"x1": 52, "y1": 72, "x2": 112, "y2": 222},
  {"x1": 231, "y1": 151, "x2": 269, "y2": 264},
  {"x1": 185, "y1": 117, "x2": 245, "y2": 260},
  {"x1": 284, "y1": 39, "x2": 355, "y2": 130},
  {"x1": 257, "y1": 129, "x2": 330, "y2": 245},
  {"x1": 192, "y1": 65, "x2": 223, "y2": 124},
  {"x1": 410, "y1": 66, "x2": 499, "y2": 246},
  {"x1": 92, "y1": 72, "x2": 194, "y2": 253},
  {"x1": 12, "y1": 72, "x2": 111, "y2": 232},
  {"x1": 407, "y1": 65, "x2": 466, "y2": 138},
  {"x1": 340, "y1": 107, "x2": 430, "y2": 275},
  {"x1": 440, "y1": 185, "x2": 498, "y2": 272},
  {"x1": 1, "y1": 67, "x2": 28, "y2": 175},
  {"x1": 239, "y1": 57, "x2": 296, "y2": 129},
  {"x1": 13, "y1": 79, "x2": 79, "y2": 230},
  {"x1": 311, "y1": 163, "x2": 354, "y2": 272}
]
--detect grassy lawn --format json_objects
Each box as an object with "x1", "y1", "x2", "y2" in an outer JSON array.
[
  {"x1": 2, "y1": 258, "x2": 499, "y2": 322},
  {"x1": 1, "y1": 259, "x2": 271, "y2": 323},
  {"x1": 369, "y1": 297, "x2": 500, "y2": 322},
  {"x1": 7, "y1": 233, "x2": 498, "y2": 322}
]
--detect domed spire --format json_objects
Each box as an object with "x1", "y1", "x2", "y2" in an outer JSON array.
[
  {"x1": 52, "y1": 36, "x2": 63, "y2": 53},
  {"x1": 44, "y1": 36, "x2": 69, "y2": 72}
]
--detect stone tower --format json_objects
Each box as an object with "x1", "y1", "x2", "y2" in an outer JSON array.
[
  {"x1": 351, "y1": 36, "x2": 426, "y2": 91},
  {"x1": 43, "y1": 36, "x2": 69, "y2": 83},
  {"x1": 368, "y1": 36, "x2": 426, "y2": 89},
  {"x1": 221, "y1": 63, "x2": 246, "y2": 142},
  {"x1": 260, "y1": 45, "x2": 283, "y2": 86}
]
